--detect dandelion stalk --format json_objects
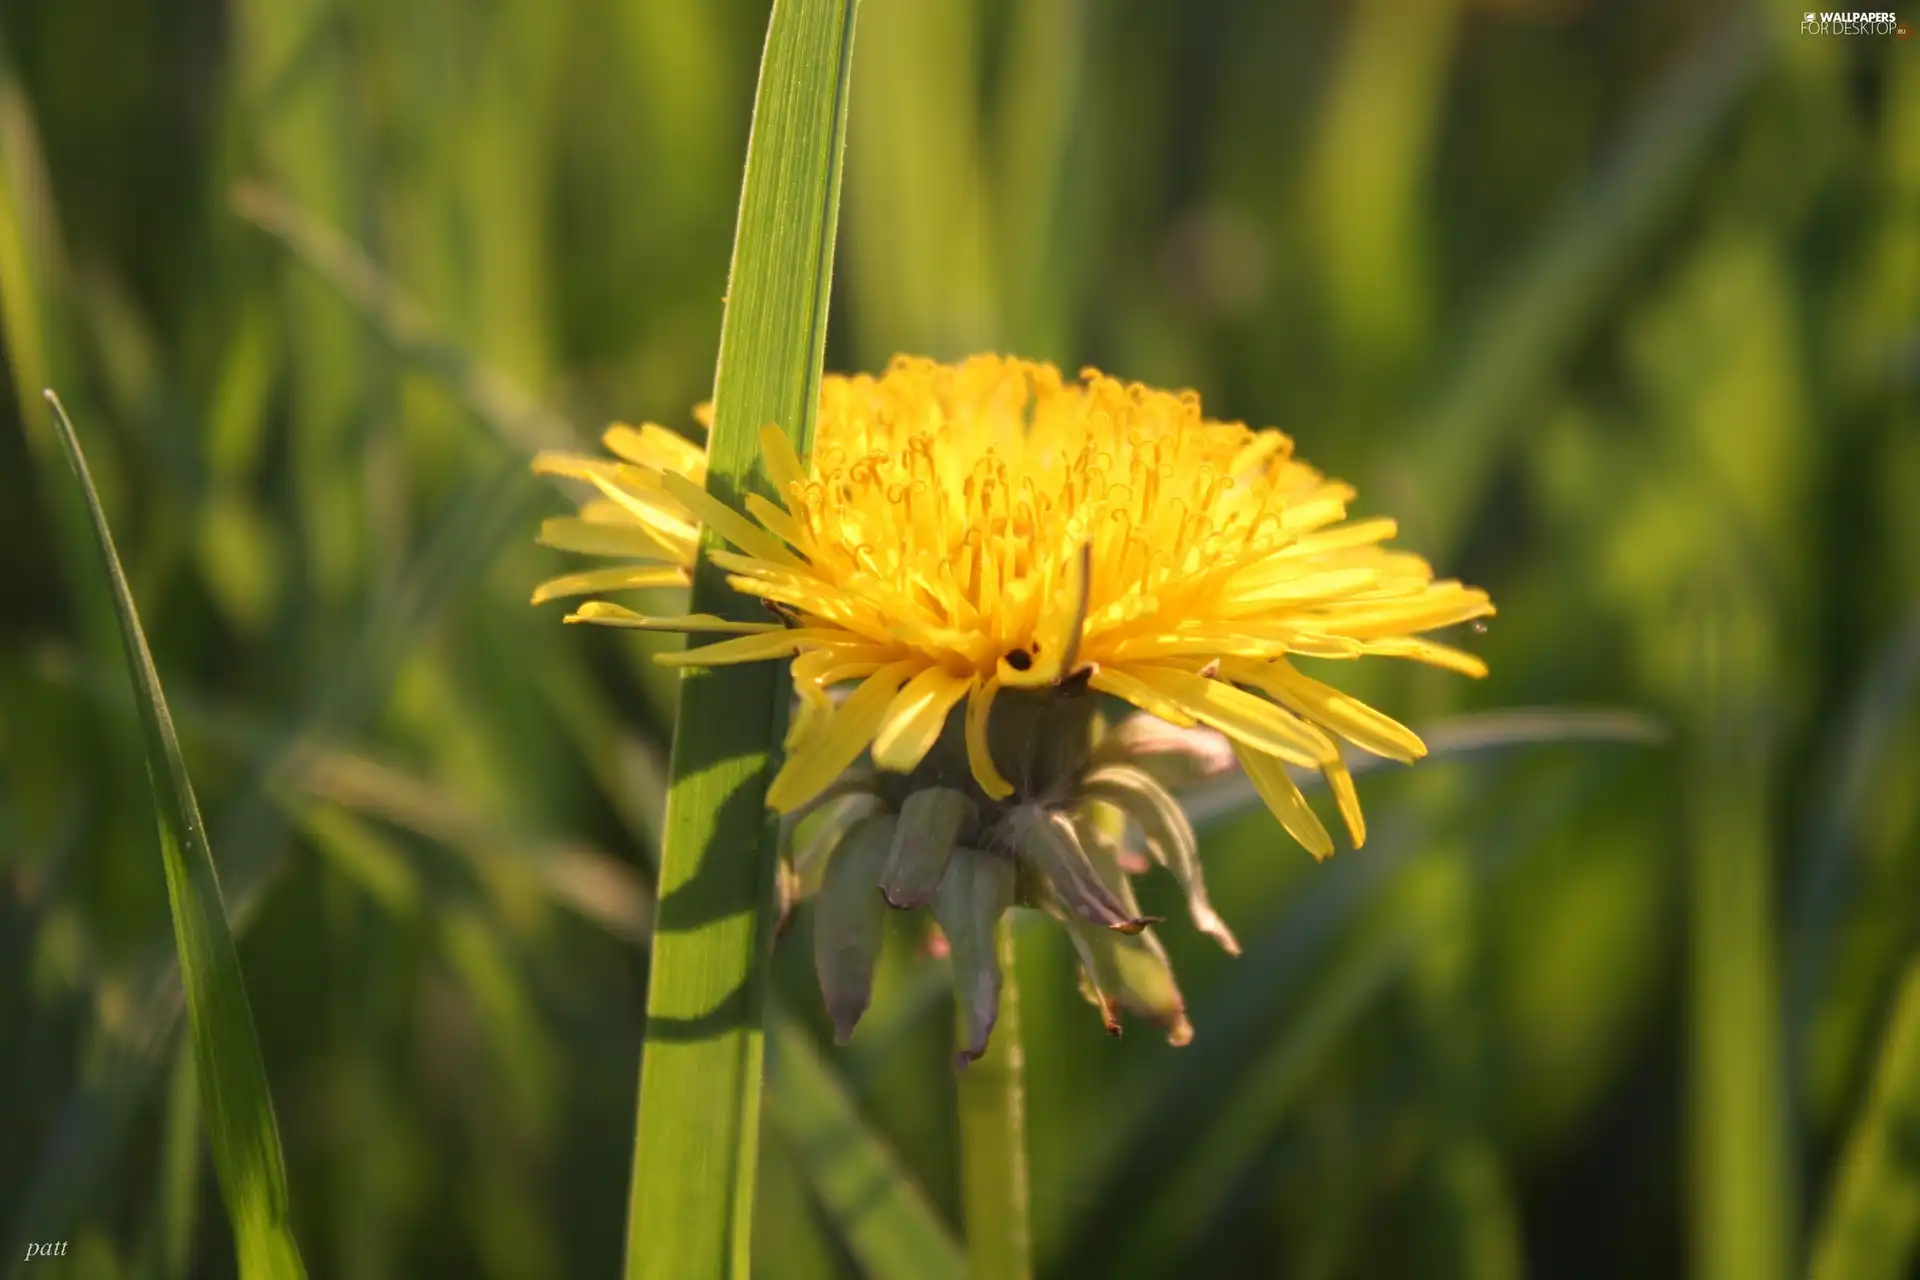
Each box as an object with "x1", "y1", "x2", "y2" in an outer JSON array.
[{"x1": 955, "y1": 919, "x2": 1032, "y2": 1280}]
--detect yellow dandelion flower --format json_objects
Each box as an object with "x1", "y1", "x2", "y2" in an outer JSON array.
[
  {"x1": 536, "y1": 352, "x2": 1491, "y2": 844},
  {"x1": 537, "y1": 353, "x2": 1493, "y2": 1052}
]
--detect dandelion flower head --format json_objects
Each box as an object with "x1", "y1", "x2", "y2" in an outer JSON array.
[{"x1": 533, "y1": 353, "x2": 1493, "y2": 861}]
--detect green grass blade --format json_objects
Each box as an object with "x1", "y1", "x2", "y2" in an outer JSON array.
[
  {"x1": 42, "y1": 392, "x2": 307, "y2": 1280},
  {"x1": 1810, "y1": 956, "x2": 1920, "y2": 1280},
  {"x1": 8, "y1": 462, "x2": 535, "y2": 1263},
  {"x1": 1683, "y1": 586, "x2": 1791, "y2": 1280},
  {"x1": 769, "y1": 1013, "x2": 966, "y2": 1280},
  {"x1": 155, "y1": 1041, "x2": 203, "y2": 1279},
  {"x1": 232, "y1": 0, "x2": 372, "y2": 605},
  {"x1": 1304, "y1": 0, "x2": 1461, "y2": 369},
  {"x1": 627, "y1": 6, "x2": 860, "y2": 1270},
  {"x1": 1787, "y1": 604, "x2": 1920, "y2": 1083},
  {"x1": 752, "y1": 1134, "x2": 847, "y2": 1280}
]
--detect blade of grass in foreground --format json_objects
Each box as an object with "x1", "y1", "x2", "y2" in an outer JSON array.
[
  {"x1": 624, "y1": 1, "x2": 860, "y2": 1275},
  {"x1": 43, "y1": 392, "x2": 306, "y2": 1280}
]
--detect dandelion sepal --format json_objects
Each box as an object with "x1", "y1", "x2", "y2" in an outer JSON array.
[
  {"x1": 1080, "y1": 763, "x2": 1240, "y2": 956},
  {"x1": 882, "y1": 788, "x2": 977, "y2": 909},
  {"x1": 790, "y1": 790, "x2": 885, "y2": 898},
  {"x1": 933, "y1": 851, "x2": 1017, "y2": 1065},
  {"x1": 814, "y1": 813, "x2": 897, "y2": 1044},
  {"x1": 1056, "y1": 811, "x2": 1194, "y2": 1046},
  {"x1": 1004, "y1": 806, "x2": 1149, "y2": 935}
]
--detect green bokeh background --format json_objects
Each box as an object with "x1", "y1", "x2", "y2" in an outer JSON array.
[{"x1": 1, "y1": 0, "x2": 1915, "y2": 1276}]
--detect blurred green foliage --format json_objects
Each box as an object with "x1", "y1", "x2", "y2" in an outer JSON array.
[{"x1": 1, "y1": 0, "x2": 1915, "y2": 1277}]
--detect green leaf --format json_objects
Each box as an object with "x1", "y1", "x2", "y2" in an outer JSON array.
[
  {"x1": 10, "y1": 424, "x2": 535, "y2": 1265},
  {"x1": 1809, "y1": 956, "x2": 1920, "y2": 1280},
  {"x1": 153, "y1": 1041, "x2": 203, "y2": 1280},
  {"x1": 43, "y1": 392, "x2": 307, "y2": 1280},
  {"x1": 768, "y1": 1013, "x2": 966, "y2": 1280},
  {"x1": 624, "y1": 4, "x2": 860, "y2": 1274}
]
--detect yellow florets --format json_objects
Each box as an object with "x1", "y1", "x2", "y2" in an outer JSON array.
[{"x1": 533, "y1": 354, "x2": 1493, "y2": 858}]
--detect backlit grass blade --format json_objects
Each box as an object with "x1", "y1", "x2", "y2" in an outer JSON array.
[
  {"x1": 151, "y1": 1042, "x2": 203, "y2": 1279},
  {"x1": 42, "y1": 391, "x2": 306, "y2": 1280},
  {"x1": 232, "y1": 0, "x2": 372, "y2": 606},
  {"x1": 8, "y1": 462, "x2": 534, "y2": 1260},
  {"x1": 768, "y1": 1013, "x2": 965, "y2": 1280},
  {"x1": 627, "y1": 6, "x2": 859, "y2": 1270},
  {"x1": 1809, "y1": 956, "x2": 1920, "y2": 1280}
]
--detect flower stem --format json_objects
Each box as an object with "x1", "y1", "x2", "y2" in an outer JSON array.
[{"x1": 956, "y1": 917, "x2": 1032, "y2": 1280}]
